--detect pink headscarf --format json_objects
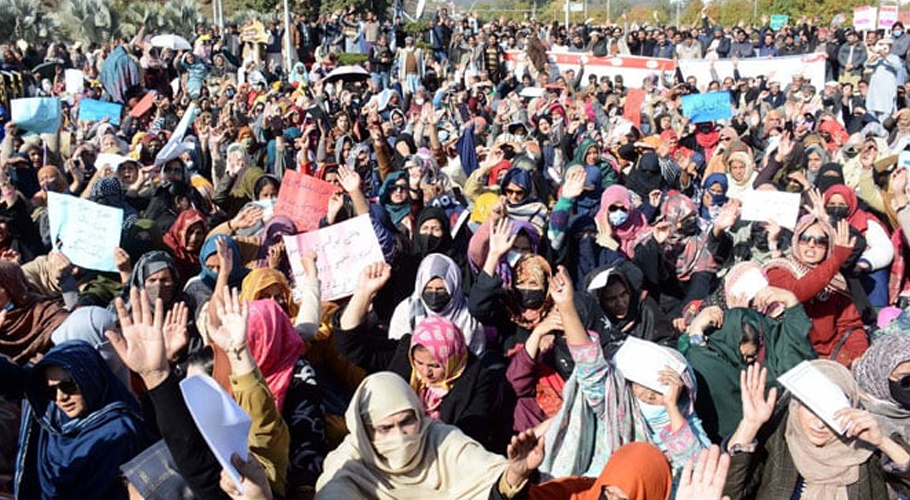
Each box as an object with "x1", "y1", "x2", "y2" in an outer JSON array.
[
  {"x1": 597, "y1": 185, "x2": 652, "y2": 258},
  {"x1": 246, "y1": 300, "x2": 305, "y2": 410},
  {"x1": 408, "y1": 317, "x2": 468, "y2": 419}
]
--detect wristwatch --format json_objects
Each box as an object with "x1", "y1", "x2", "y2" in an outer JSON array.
[{"x1": 728, "y1": 441, "x2": 758, "y2": 455}]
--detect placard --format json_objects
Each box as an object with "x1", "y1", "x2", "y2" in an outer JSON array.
[
  {"x1": 681, "y1": 91, "x2": 732, "y2": 123},
  {"x1": 779, "y1": 361, "x2": 852, "y2": 434},
  {"x1": 622, "y1": 88, "x2": 645, "y2": 127},
  {"x1": 769, "y1": 15, "x2": 789, "y2": 30},
  {"x1": 273, "y1": 169, "x2": 336, "y2": 232},
  {"x1": 64, "y1": 69, "x2": 84, "y2": 95},
  {"x1": 740, "y1": 190, "x2": 801, "y2": 228},
  {"x1": 78, "y1": 98, "x2": 123, "y2": 126},
  {"x1": 11, "y1": 97, "x2": 62, "y2": 134},
  {"x1": 854, "y1": 6, "x2": 878, "y2": 31},
  {"x1": 283, "y1": 214, "x2": 385, "y2": 301},
  {"x1": 879, "y1": 5, "x2": 899, "y2": 29},
  {"x1": 155, "y1": 102, "x2": 198, "y2": 166},
  {"x1": 46, "y1": 191, "x2": 124, "y2": 272}
]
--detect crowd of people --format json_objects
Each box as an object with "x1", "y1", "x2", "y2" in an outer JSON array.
[{"x1": 1, "y1": 3, "x2": 910, "y2": 500}]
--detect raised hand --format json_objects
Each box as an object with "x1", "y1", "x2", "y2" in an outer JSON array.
[
  {"x1": 836, "y1": 408, "x2": 884, "y2": 447},
  {"x1": 753, "y1": 286, "x2": 798, "y2": 310},
  {"x1": 0, "y1": 248, "x2": 20, "y2": 264},
  {"x1": 561, "y1": 166, "x2": 586, "y2": 200},
  {"x1": 488, "y1": 217, "x2": 517, "y2": 260},
  {"x1": 691, "y1": 305, "x2": 724, "y2": 332},
  {"x1": 231, "y1": 205, "x2": 264, "y2": 231},
  {"x1": 219, "y1": 453, "x2": 274, "y2": 500},
  {"x1": 114, "y1": 247, "x2": 132, "y2": 274},
  {"x1": 659, "y1": 367, "x2": 685, "y2": 409},
  {"x1": 804, "y1": 188, "x2": 827, "y2": 221},
  {"x1": 505, "y1": 430, "x2": 545, "y2": 488},
  {"x1": 652, "y1": 220, "x2": 672, "y2": 245},
  {"x1": 207, "y1": 287, "x2": 250, "y2": 356},
  {"x1": 162, "y1": 301, "x2": 189, "y2": 361},
  {"x1": 358, "y1": 262, "x2": 392, "y2": 296},
  {"x1": 713, "y1": 199, "x2": 741, "y2": 234},
  {"x1": 106, "y1": 288, "x2": 169, "y2": 389},
  {"x1": 676, "y1": 445, "x2": 732, "y2": 500},
  {"x1": 301, "y1": 250, "x2": 318, "y2": 279},
  {"x1": 216, "y1": 236, "x2": 234, "y2": 275},
  {"x1": 549, "y1": 265, "x2": 574, "y2": 305},
  {"x1": 739, "y1": 363, "x2": 777, "y2": 435},
  {"x1": 834, "y1": 219, "x2": 856, "y2": 249},
  {"x1": 336, "y1": 165, "x2": 362, "y2": 194},
  {"x1": 267, "y1": 241, "x2": 285, "y2": 269}
]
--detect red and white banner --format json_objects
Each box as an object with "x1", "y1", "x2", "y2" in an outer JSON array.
[{"x1": 504, "y1": 50, "x2": 677, "y2": 88}]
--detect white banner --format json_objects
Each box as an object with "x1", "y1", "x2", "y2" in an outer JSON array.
[{"x1": 677, "y1": 54, "x2": 826, "y2": 94}]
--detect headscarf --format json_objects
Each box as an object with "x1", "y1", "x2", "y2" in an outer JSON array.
[
  {"x1": 412, "y1": 207, "x2": 453, "y2": 257},
  {"x1": 316, "y1": 372, "x2": 508, "y2": 499},
  {"x1": 803, "y1": 144, "x2": 828, "y2": 185},
  {"x1": 660, "y1": 192, "x2": 717, "y2": 281},
  {"x1": 197, "y1": 234, "x2": 248, "y2": 289},
  {"x1": 122, "y1": 219, "x2": 165, "y2": 264},
  {"x1": 785, "y1": 360, "x2": 875, "y2": 500},
  {"x1": 530, "y1": 442, "x2": 672, "y2": 500},
  {"x1": 17, "y1": 341, "x2": 147, "y2": 499},
  {"x1": 500, "y1": 167, "x2": 535, "y2": 206},
  {"x1": 240, "y1": 268, "x2": 299, "y2": 318},
  {"x1": 245, "y1": 300, "x2": 305, "y2": 410},
  {"x1": 724, "y1": 151, "x2": 756, "y2": 200},
  {"x1": 255, "y1": 216, "x2": 296, "y2": 277},
  {"x1": 700, "y1": 173, "x2": 728, "y2": 219},
  {"x1": 625, "y1": 151, "x2": 663, "y2": 200},
  {"x1": 162, "y1": 209, "x2": 207, "y2": 282},
  {"x1": 0, "y1": 261, "x2": 69, "y2": 364},
  {"x1": 853, "y1": 332, "x2": 910, "y2": 437},
  {"x1": 379, "y1": 171, "x2": 413, "y2": 226},
  {"x1": 770, "y1": 213, "x2": 847, "y2": 290},
  {"x1": 823, "y1": 183, "x2": 882, "y2": 234},
  {"x1": 506, "y1": 254, "x2": 554, "y2": 329},
  {"x1": 50, "y1": 307, "x2": 131, "y2": 390},
  {"x1": 126, "y1": 251, "x2": 179, "y2": 303},
  {"x1": 815, "y1": 162, "x2": 846, "y2": 193},
  {"x1": 408, "y1": 317, "x2": 469, "y2": 420},
  {"x1": 89, "y1": 177, "x2": 138, "y2": 229},
  {"x1": 37, "y1": 165, "x2": 66, "y2": 193},
  {"x1": 597, "y1": 185, "x2": 651, "y2": 257}
]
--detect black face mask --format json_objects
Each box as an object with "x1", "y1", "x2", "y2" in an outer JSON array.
[
  {"x1": 678, "y1": 217, "x2": 699, "y2": 237},
  {"x1": 517, "y1": 288, "x2": 547, "y2": 309},
  {"x1": 890, "y1": 376, "x2": 910, "y2": 410},
  {"x1": 417, "y1": 234, "x2": 442, "y2": 254},
  {"x1": 421, "y1": 290, "x2": 451, "y2": 312},
  {"x1": 827, "y1": 205, "x2": 850, "y2": 223}
]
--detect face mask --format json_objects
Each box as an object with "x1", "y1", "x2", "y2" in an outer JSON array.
[
  {"x1": 506, "y1": 250, "x2": 524, "y2": 267},
  {"x1": 422, "y1": 290, "x2": 451, "y2": 312},
  {"x1": 608, "y1": 210, "x2": 629, "y2": 227},
  {"x1": 517, "y1": 288, "x2": 547, "y2": 309},
  {"x1": 415, "y1": 98, "x2": 425, "y2": 105},
  {"x1": 890, "y1": 377, "x2": 910, "y2": 410},
  {"x1": 709, "y1": 192, "x2": 727, "y2": 206},
  {"x1": 326, "y1": 86, "x2": 335, "y2": 96},
  {"x1": 826, "y1": 205, "x2": 850, "y2": 222},
  {"x1": 895, "y1": 30, "x2": 904, "y2": 38},
  {"x1": 372, "y1": 432, "x2": 422, "y2": 470},
  {"x1": 417, "y1": 234, "x2": 442, "y2": 254},
  {"x1": 226, "y1": 89, "x2": 236, "y2": 98},
  {"x1": 678, "y1": 216, "x2": 699, "y2": 236},
  {"x1": 638, "y1": 400, "x2": 669, "y2": 422}
]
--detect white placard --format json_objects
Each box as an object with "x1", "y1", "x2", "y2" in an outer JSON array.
[
  {"x1": 64, "y1": 69, "x2": 84, "y2": 95},
  {"x1": 47, "y1": 192, "x2": 123, "y2": 272},
  {"x1": 778, "y1": 361, "x2": 852, "y2": 434},
  {"x1": 614, "y1": 337, "x2": 686, "y2": 394},
  {"x1": 854, "y1": 6, "x2": 878, "y2": 31},
  {"x1": 740, "y1": 190, "x2": 801, "y2": 229}
]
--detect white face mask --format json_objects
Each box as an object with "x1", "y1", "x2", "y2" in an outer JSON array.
[
  {"x1": 371, "y1": 432, "x2": 422, "y2": 470},
  {"x1": 637, "y1": 400, "x2": 669, "y2": 422}
]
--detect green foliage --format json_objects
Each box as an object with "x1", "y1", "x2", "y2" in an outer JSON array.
[
  {"x1": 337, "y1": 53, "x2": 368, "y2": 65},
  {"x1": 403, "y1": 21, "x2": 429, "y2": 36}
]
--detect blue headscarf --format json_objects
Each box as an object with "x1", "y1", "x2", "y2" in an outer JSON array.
[
  {"x1": 500, "y1": 168, "x2": 534, "y2": 206},
  {"x1": 198, "y1": 234, "x2": 249, "y2": 289},
  {"x1": 701, "y1": 173, "x2": 728, "y2": 220},
  {"x1": 15, "y1": 341, "x2": 148, "y2": 500}
]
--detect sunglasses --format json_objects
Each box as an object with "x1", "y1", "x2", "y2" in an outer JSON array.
[
  {"x1": 47, "y1": 379, "x2": 80, "y2": 399},
  {"x1": 799, "y1": 234, "x2": 829, "y2": 246},
  {"x1": 608, "y1": 205, "x2": 627, "y2": 212},
  {"x1": 389, "y1": 184, "x2": 408, "y2": 193},
  {"x1": 504, "y1": 187, "x2": 526, "y2": 196}
]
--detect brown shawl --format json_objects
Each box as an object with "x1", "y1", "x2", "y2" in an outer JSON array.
[{"x1": 0, "y1": 261, "x2": 69, "y2": 364}]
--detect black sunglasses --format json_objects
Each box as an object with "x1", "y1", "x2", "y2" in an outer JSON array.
[{"x1": 47, "y1": 379, "x2": 80, "y2": 399}]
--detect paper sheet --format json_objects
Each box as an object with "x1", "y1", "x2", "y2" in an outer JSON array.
[
  {"x1": 614, "y1": 337, "x2": 686, "y2": 394},
  {"x1": 740, "y1": 190, "x2": 801, "y2": 229},
  {"x1": 778, "y1": 361, "x2": 852, "y2": 434},
  {"x1": 46, "y1": 192, "x2": 123, "y2": 272}
]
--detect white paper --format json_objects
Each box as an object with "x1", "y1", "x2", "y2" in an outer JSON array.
[
  {"x1": 65, "y1": 69, "x2": 84, "y2": 95},
  {"x1": 614, "y1": 337, "x2": 686, "y2": 394},
  {"x1": 740, "y1": 190, "x2": 801, "y2": 229},
  {"x1": 727, "y1": 267, "x2": 769, "y2": 302},
  {"x1": 93, "y1": 153, "x2": 132, "y2": 172},
  {"x1": 180, "y1": 374, "x2": 252, "y2": 492},
  {"x1": 778, "y1": 361, "x2": 852, "y2": 434},
  {"x1": 586, "y1": 268, "x2": 613, "y2": 292},
  {"x1": 47, "y1": 192, "x2": 123, "y2": 272}
]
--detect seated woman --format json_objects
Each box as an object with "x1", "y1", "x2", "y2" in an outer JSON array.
[
  {"x1": 184, "y1": 234, "x2": 249, "y2": 319},
  {"x1": 0, "y1": 261, "x2": 70, "y2": 364},
  {"x1": 722, "y1": 362, "x2": 910, "y2": 499},
  {"x1": 163, "y1": 209, "x2": 208, "y2": 286},
  {"x1": 389, "y1": 253, "x2": 485, "y2": 355},
  {"x1": 14, "y1": 341, "x2": 150, "y2": 499},
  {"x1": 540, "y1": 266, "x2": 709, "y2": 481},
  {"x1": 315, "y1": 371, "x2": 543, "y2": 500},
  {"x1": 335, "y1": 262, "x2": 499, "y2": 447},
  {"x1": 764, "y1": 215, "x2": 868, "y2": 366},
  {"x1": 240, "y1": 265, "x2": 321, "y2": 341}
]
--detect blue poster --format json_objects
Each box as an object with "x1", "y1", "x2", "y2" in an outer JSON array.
[
  {"x1": 681, "y1": 91, "x2": 733, "y2": 123},
  {"x1": 11, "y1": 97, "x2": 62, "y2": 134},
  {"x1": 78, "y1": 98, "x2": 123, "y2": 126}
]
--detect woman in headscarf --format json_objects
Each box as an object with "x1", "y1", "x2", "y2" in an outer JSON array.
[
  {"x1": 815, "y1": 162, "x2": 846, "y2": 193},
  {"x1": 379, "y1": 171, "x2": 420, "y2": 237},
  {"x1": 722, "y1": 361, "x2": 910, "y2": 499},
  {"x1": 498, "y1": 167, "x2": 549, "y2": 237},
  {"x1": 87, "y1": 177, "x2": 139, "y2": 231},
  {"x1": 803, "y1": 143, "x2": 828, "y2": 187},
  {"x1": 0, "y1": 261, "x2": 70, "y2": 364},
  {"x1": 183, "y1": 234, "x2": 249, "y2": 315},
  {"x1": 700, "y1": 173, "x2": 729, "y2": 221},
  {"x1": 239, "y1": 266, "x2": 322, "y2": 342},
  {"x1": 214, "y1": 142, "x2": 266, "y2": 218},
  {"x1": 853, "y1": 332, "x2": 910, "y2": 446},
  {"x1": 388, "y1": 254, "x2": 485, "y2": 355},
  {"x1": 121, "y1": 219, "x2": 165, "y2": 265},
  {"x1": 253, "y1": 216, "x2": 297, "y2": 280},
  {"x1": 764, "y1": 214, "x2": 868, "y2": 367},
  {"x1": 824, "y1": 184, "x2": 893, "y2": 307},
  {"x1": 163, "y1": 209, "x2": 208, "y2": 286},
  {"x1": 725, "y1": 151, "x2": 757, "y2": 201},
  {"x1": 315, "y1": 371, "x2": 542, "y2": 499},
  {"x1": 530, "y1": 442, "x2": 672, "y2": 500},
  {"x1": 14, "y1": 341, "x2": 149, "y2": 499},
  {"x1": 595, "y1": 184, "x2": 652, "y2": 260}
]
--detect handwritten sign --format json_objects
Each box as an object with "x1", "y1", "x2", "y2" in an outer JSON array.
[
  {"x1": 283, "y1": 214, "x2": 384, "y2": 301},
  {"x1": 273, "y1": 170, "x2": 335, "y2": 232},
  {"x1": 681, "y1": 91, "x2": 732, "y2": 123},
  {"x1": 769, "y1": 15, "x2": 789, "y2": 30},
  {"x1": 854, "y1": 6, "x2": 878, "y2": 31},
  {"x1": 740, "y1": 189, "x2": 801, "y2": 229},
  {"x1": 240, "y1": 20, "x2": 270, "y2": 44},
  {"x1": 879, "y1": 5, "x2": 898, "y2": 29},
  {"x1": 11, "y1": 97, "x2": 62, "y2": 134},
  {"x1": 47, "y1": 191, "x2": 124, "y2": 272},
  {"x1": 78, "y1": 98, "x2": 123, "y2": 126}
]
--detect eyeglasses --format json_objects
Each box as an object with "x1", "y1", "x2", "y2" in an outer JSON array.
[
  {"x1": 504, "y1": 187, "x2": 525, "y2": 196},
  {"x1": 798, "y1": 234, "x2": 829, "y2": 247},
  {"x1": 47, "y1": 379, "x2": 80, "y2": 399}
]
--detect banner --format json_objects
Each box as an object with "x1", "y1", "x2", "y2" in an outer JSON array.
[
  {"x1": 78, "y1": 98, "x2": 122, "y2": 126},
  {"x1": 503, "y1": 50, "x2": 677, "y2": 89},
  {"x1": 283, "y1": 214, "x2": 385, "y2": 301},
  {"x1": 273, "y1": 169, "x2": 336, "y2": 232},
  {"x1": 769, "y1": 15, "x2": 789, "y2": 30},
  {"x1": 47, "y1": 192, "x2": 124, "y2": 272},
  {"x1": 11, "y1": 97, "x2": 62, "y2": 134},
  {"x1": 676, "y1": 54, "x2": 826, "y2": 95},
  {"x1": 681, "y1": 91, "x2": 732, "y2": 123},
  {"x1": 854, "y1": 6, "x2": 878, "y2": 31},
  {"x1": 879, "y1": 5, "x2": 899, "y2": 29},
  {"x1": 240, "y1": 19, "x2": 270, "y2": 44}
]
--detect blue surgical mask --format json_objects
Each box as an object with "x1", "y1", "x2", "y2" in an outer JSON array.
[
  {"x1": 895, "y1": 30, "x2": 904, "y2": 38},
  {"x1": 709, "y1": 192, "x2": 727, "y2": 206},
  {"x1": 608, "y1": 210, "x2": 629, "y2": 227},
  {"x1": 638, "y1": 400, "x2": 668, "y2": 422},
  {"x1": 506, "y1": 250, "x2": 524, "y2": 267}
]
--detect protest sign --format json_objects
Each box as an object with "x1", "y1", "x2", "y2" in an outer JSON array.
[
  {"x1": 240, "y1": 20, "x2": 270, "y2": 44},
  {"x1": 78, "y1": 98, "x2": 123, "y2": 126},
  {"x1": 779, "y1": 361, "x2": 852, "y2": 434},
  {"x1": 681, "y1": 91, "x2": 732, "y2": 123},
  {"x1": 283, "y1": 214, "x2": 385, "y2": 301},
  {"x1": 502, "y1": 51, "x2": 676, "y2": 89},
  {"x1": 677, "y1": 54, "x2": 826, "y2": 95},
  {"x1": 11, "y1": 97, "x2": 61, "y2": 134},
  {"x1": 622, "y1": 88, "x2": 646, "y2": 127},
  {"x1": 740, "y1": 189, "x2": 801, "y2": 229},
  {"x1": 130, "y1": 91, "x2": 156, "y2": 117},
  {"x1": 879, "y1": 5, "x2": 899, "y2": 29},
  {"x1": 180, "y1": 375, "x2": 251, "y2": 492},
  {"x1": 47, "y1": 192, "x2": 124, "y2": 272},
  {"x1": 273, "y1": 169, "x2": 336, "y2": 232},
  {"x1": 769, "y1": 15, "x2": 789, "y2": 30},
  {"x1": 854, "y1": 6, "x2": 878, "y2": 31},
  {"x1": 64, "y1": 69, "x2": 84, "y2": 95},
  {"x1": 155, "y1": 102, "x2": 198, "y2": 166}
]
